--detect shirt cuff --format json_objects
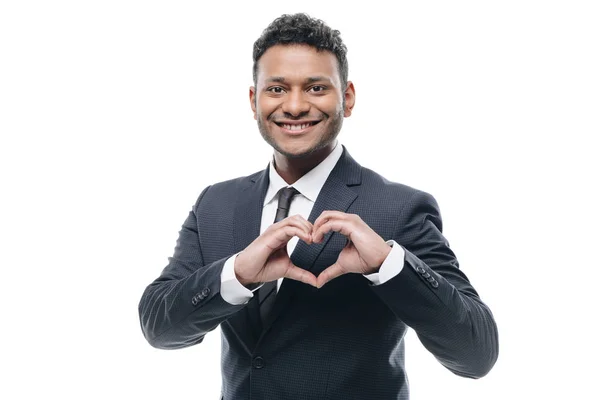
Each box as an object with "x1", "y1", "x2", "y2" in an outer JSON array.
[
  {"x1": 364, "y1": 240, "x2": 405, "y2": 285},
  {"x1": 220, "y1": 252, "x2": 263, "y2": 305}
]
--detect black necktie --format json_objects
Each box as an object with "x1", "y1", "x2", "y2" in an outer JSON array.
[{"x1": 258, "y1": 186, "x2": 301, "y2": 325}]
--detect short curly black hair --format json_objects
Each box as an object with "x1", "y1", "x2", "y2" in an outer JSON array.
[{"x1": 252, "y1": 13, "x2": 348, "y2": 88}]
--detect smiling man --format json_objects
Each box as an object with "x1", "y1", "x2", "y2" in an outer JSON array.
[
  {"x1": 139, "y1": 13, "x2": 499, "y2": 400},
  {"x1": 250, "y1": 42, "x2": 353, "y2": 184}
]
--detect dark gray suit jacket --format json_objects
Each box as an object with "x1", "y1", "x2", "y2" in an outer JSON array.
[{"x1": 138, "y1": 145, "x2": 498, "y2": 400}]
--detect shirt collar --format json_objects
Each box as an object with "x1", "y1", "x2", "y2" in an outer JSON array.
[{"x1": 264, "y1": 140, "x2": 344, "y2": 206}]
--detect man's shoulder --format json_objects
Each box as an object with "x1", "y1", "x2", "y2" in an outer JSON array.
[
  {"x1": 192, "y1": 168, "x2": 264, "y2": 205},
  {"x1": 360, "y1": 165, "x2": 426, "y2": 198},
  {"x1": 358, "y1": 165, "x2": 440, "y2": 215},
  {"x1": 210, "y1": 169, "x2": 263, "y2": 191}
]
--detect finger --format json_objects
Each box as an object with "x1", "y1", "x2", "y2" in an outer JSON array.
[
  {"x1": 313, "y1": 219, "x2": 351, "y2": 243},
  {"x1": 272, "y1": 217, "x2": 312, "y2": 239},
  {"x1": 263, "y1": 226, "x2": 309, "y2": 252},
  {"x1": 316, "y1": 263, "x2": 345, "y2": 288},
  {"x1": 288, "y1": 214, "x2": 313, "y2": 234},
  {"x1": 285, "y1": 264, "x2": 317, "y2": 287},
  {"x1": 313, "y1": 211, "x2": 350, "y2": 239},
  {"x1": 313, "y1": 211, "x2": 331, "y2": 233},
  {"x1": 277, "y1": 215, "x2": 313, "y2": 238},
  {"x1": 314, "y1": 211, "x2": 345, "y2": 232}
]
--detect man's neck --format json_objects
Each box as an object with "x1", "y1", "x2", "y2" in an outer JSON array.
[{"x1": 273, "y1": 145, "x2": 334, "y2": 184}]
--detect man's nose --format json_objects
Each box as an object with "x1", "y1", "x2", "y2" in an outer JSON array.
[{"x1": 281, "y1": 90, "x2": 310, "y2": 116}]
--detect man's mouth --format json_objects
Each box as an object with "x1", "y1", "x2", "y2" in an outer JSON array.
[{"x1": 274, "y1": 120, "x2": 321, "y2": 133}]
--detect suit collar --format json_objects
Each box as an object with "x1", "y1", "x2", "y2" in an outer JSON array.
[{"x1": 264, "y1": 140, "x2": 344, "y2": 205}]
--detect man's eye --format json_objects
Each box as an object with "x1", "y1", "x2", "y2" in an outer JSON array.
[
  {"x1": 268, "y1": 87, "x2": 285, "y2": 94},
  {"x1": 309, "y1": 85, "x2": 326, "y2": 93}
]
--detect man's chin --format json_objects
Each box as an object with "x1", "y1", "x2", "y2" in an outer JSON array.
[
  {"x1": 277, "y1": 139, "x2": 334, "y2": 159},
  {"x1": 275, "y1": 144, "x2": 315, "y2": 159}
]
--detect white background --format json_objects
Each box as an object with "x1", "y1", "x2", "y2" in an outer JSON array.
[{"x1": 1, "y1": 1, "x2": 599, "y2": 399}]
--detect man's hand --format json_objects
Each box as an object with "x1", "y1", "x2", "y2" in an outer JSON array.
[
  {"x1": 312, "y1": 211, "x2": 392, "y2": 288},
  {"x1": 234, "y1": 215, "x2": 318, "y2": 287},
  {"x1": 234, "y1": 211, "x2": 391, "y2": 289}
]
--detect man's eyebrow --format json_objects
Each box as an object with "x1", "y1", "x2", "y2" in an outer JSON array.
[
  {"x1": 266, "y1": 76, "x2": 286, "y2": 83},
  {"x1": 264, "y1": 76, "x2": 333, "y2": 84},
  {"x1": 305, "y1": 76, "x2": 333, "y2": 84}
]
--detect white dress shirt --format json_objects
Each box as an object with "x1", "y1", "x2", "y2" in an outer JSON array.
[{"x1": 220, "y1": 140, "x2": 406, "y2": 305}]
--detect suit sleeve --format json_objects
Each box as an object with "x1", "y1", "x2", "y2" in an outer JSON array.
[
  {"x1": 138, "y1": 185, "x2": 246, "y2": 349},
  {"x1": 370, "y1": 190, "x2": 499, "y2": 378}
]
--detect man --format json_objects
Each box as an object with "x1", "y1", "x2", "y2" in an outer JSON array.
[{"x1": 138, "y1": 13, "x2": 499, "y2": 400}]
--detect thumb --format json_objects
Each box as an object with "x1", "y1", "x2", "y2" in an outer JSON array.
[{"x1": 284, "y1": 264, "x2": 317, "y2": 287}]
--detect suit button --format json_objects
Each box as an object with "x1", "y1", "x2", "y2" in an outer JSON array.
[
  {"x1": 426, "y1": 276, "x2": 435, "y2": 283},
  {"x1": 416, "y1": 266, "x2": 426, "y2": 274},
  {"x1": 431, "y1": 280, "x2": 439, "y2": 288},
  {"x1": 252, "y1": 356, "x2": 265, "y2": 369},
  {"x1": 422, "y1": 272, "x2": 431, "y2": 278},
  {"x1": 201, "y1": 288, "x2": 210, "y2": 297},
  {"x1": 192, "y1": 292, "x2": 204, "y2": 305}
]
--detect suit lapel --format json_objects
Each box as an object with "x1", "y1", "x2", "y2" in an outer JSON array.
[
  {"x1": 231, "y1": 162, "x2": 270, "y2": 347},
  {"x1": 232, "y1": 145, "x2": 363, "y2": 347}
]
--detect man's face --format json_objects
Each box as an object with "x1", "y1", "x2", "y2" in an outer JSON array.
[{"x1": 250, "y1": 44, "x2": 355, "y2": 159}]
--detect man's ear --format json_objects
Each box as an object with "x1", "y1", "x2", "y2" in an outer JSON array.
[
  {"x1": 343, "y1": 81, "x2": 356, "y2": 117},
  {"x1": 249, "y1": 86, "x2": 257, "y2": 120}
]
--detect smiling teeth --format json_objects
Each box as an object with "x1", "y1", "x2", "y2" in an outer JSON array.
[{"x1": 283, "y1": 123, "x2": 311, "y2": 131}]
